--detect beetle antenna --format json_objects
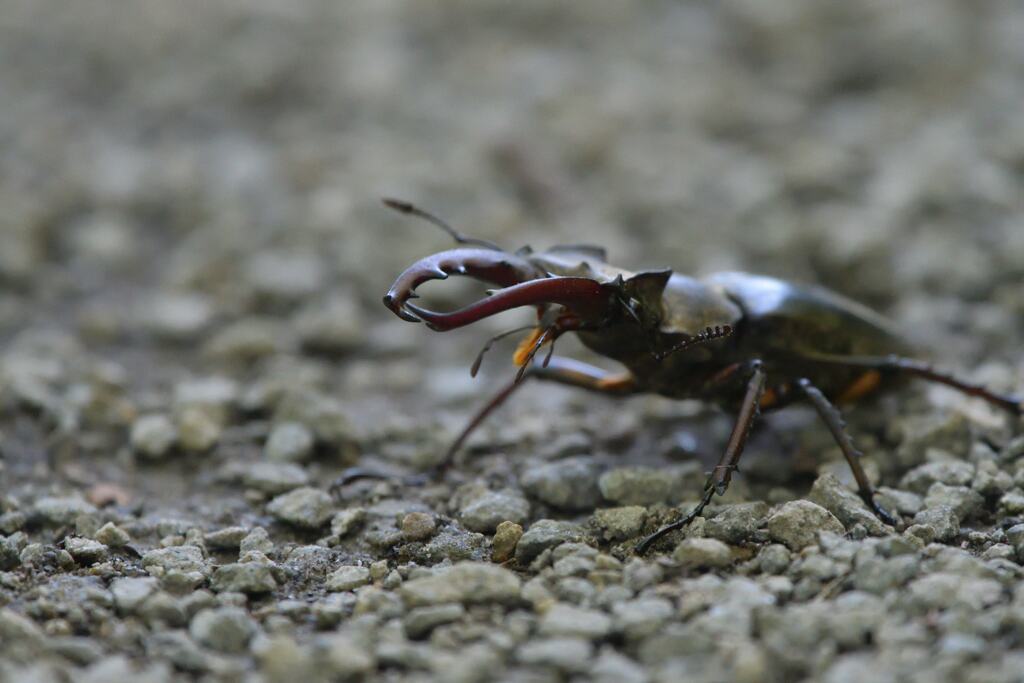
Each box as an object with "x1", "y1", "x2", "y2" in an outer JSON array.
[
  {"x1": 470, "y1": 325, "x2": 535, "y2": 378},
  {"x1": 382, "y1": 198, "x2": 503, "y2": 251},
  {"x1": 654, "y1": 325, "x2": 733, "y2": 361}
]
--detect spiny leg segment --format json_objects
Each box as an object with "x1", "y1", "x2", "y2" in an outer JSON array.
[
  {"x1": 797, "y1": 378, "x2": 897, "y2": 526},
  {"x1": 636, "y1": 361, "x2": 766, "y2": 554}
]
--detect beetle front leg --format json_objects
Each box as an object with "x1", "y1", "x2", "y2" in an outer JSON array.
[
  {"x1": 798, "y1": 378, "x2": 898, "y2": 527},
  {"x1": 442, "y1": 357, "x2": 636, "y2": 473},
  {"x1": 637, "y1": 361, "x2": 767, "y2": 554}
]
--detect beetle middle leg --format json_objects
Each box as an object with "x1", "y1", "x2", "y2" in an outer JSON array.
[
  {"x1": 636, "y1": 361, "x2": 767, "y2": 554},
  {"x1": 797, "y1": 378, "x2": 898, "y2": 526},
  {"x1": 798, "y1": 352, "x2": 1023, "y2": 417}
]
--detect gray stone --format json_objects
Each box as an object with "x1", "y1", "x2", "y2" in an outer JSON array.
[
  {"x1": 0, "y1": 541, "x2": 18, "y2": 572},
  {"x1": 459, "y1": 489, "x2": 531, "y2": 533},
  {"x1": 46, "y1": 636, "x2": 105, "y2": 665},
  {"x1": 266, "y1": 487, "x2": 333, "y2": 529},
  {"x1": 900, "y1": 460, "x2": 974, "y2": 495},
  {"x1": 139, "y1": 591, "x2": 187, "y2": 627},
  {"x1": 767, "y1": 500, "x2": 845, "y2": 550},
  {"x1": 175, "y1": 406, "x2": 221, "y2": 453},
  {"x1": 592, "y1": 506, "x2": 647, "y2": 541},
  {"x1": 875, "y1": 487, "x2": 924, "y2": 516},
  {"x1": 590, "y1": 648, "x2": 649, "y2": 683},
  {"x1": 204, "y1": 318, "x2": 284, "y2": 361},
  {"x1": 212, "y1": 562, "x2": 278, "y2": 594},
  {"x1": 239, "y1": 527, "x2": 275, "y2": 555},
  {"x1": 521, "y1": 457, "x2": 602, "y2": 511},
  {"x1": 316, "y1": 633, "x2": 375, "y2": 679},
  {"x1": 330, "y1": 508, "x2": 366, "y2": 538},
  {"x1": 912, "y1": 505, "x2": 960, "y2": 542},
  {"x1": 517, "y1": 637, "x2": 593, "y2": 672},
  {"x1": 0, "y1": 511, "x2": 26, "y2": 535},
  {"x1": 173, "y1": 376, "x2": 239, "y2": 417},
  {"x1": 131, "y1": 414, "x2": 178, "y2": 459},
  {"x1": 32, "y1": 497, "x2": 97, "y2": 526},
  {"x1": 598, "y1": 466, "x2": 674, "y2": 506},
  {"x1": 673, "y1": 537, "x2": 733, "y2": 569},
  {"x1": 612, "y1": 597, "x2": 674, "y2": 640},
  {"x1": 852, "y1": 555, "x2": 920, "y2": 595},
  {"x1": 111, "y1": 577, "x2": 160, "y2": 615},
  {"x1": 758, "y1": 544, "x2": 792, "y2": 575},
  {"x1": 94, "y1": 522, "x2": 131, "y2": 547},
  {"x1": 399, "y1": 562, "x2": 521, "y2": 606},
  {"x1": 189, "y1": 606, "x2": 255, "y2": 654},
  {"x1": 0, "y1": 607, "x2": 45, "y2": 645},
  {"x1": 540, "y1": 603, "x2": 613, "y2": 638},
  {"x1": 242, "y1": 462, "x2": 310, "y2": 495},
  {"x1": 999, "y1": 490, "x2": 1024, "y2": 515},
  {"x1": 400, "y1": 511, "x2": 437, "y2": 541},
  {"x1": 204, "y1": 526, "x2": 248, "y2": 550},
  {"x1": 515, "y1": 519, "x2": 584, "y2": 564},
  {"x1": 809, "y1": 474, "x2": 890, "y2": 535},
  {"x1": 294, "y1": 294, "x2": 367, "y2": 355},
  {"x1": 923, "y1": 483, "x2": 984, "y2": 521},
  {"x1": 326, "y1": 565, "x2": 371, "y2": 592},
  {"x1": 265, "y1": 422, "x2": 315, "y2": 463},
  {"x1": 273, "y1": 390, "x2": 360, "y2": 457},
  {"x1": 245, "y1": 250, "x2": 324, "y2": 302},
  {"x1": 492, "y1": 521, "x2": 524, "y2": 563},
  {"x1": 403, "y1": 603, "x2": 465, "y2": 639},
  {"x1": 908, "y1": 573, "x2": 1003, "y2": 611},
  {"x1": 64, "y1": 537, "x2": 108, "y2": 565},
  {"x1": 143, "y1": 292, "x2": 213, "y2": 339},
  {"x1": 142, "y1": 545, "x2": 207, "y2": 574},
  {"x1": 704, "y1": 501, "x2": 770, "y2": 544}
]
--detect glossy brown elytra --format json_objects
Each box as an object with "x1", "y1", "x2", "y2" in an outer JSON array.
[{"x1": 381, "y1": 198, "x2": 1023, "y2": 553}]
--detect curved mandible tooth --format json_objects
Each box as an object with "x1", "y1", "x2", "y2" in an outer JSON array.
[
  {"x1": 383, "y1": 247, "x2": 543, "y2": 322},
  {"x1": 400, "y1": 277, "x2": 613, "y2": 332}
]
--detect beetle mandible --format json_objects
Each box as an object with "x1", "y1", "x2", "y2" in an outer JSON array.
[{"x1": 380, "y1": 198, "x2": 1023, "y2": 553}]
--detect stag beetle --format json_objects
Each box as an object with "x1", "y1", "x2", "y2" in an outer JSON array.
[{"x1": 380, "y1": 199, "x2": 1023, "y2": 553}]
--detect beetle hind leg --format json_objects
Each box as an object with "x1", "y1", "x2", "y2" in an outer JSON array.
[{"x1": 797, "y1": 378, "x2": 898, "y2": 527}]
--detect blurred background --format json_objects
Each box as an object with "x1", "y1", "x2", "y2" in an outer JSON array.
[{"x1": 2, "y1": 0, "x2": 1022, "y2": 347}]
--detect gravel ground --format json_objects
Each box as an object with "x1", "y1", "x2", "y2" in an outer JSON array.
[{"x1": 2, "y1": 1, "x2": 1024, "y2": 681}]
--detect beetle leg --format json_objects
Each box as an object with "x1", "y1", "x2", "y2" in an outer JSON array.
[
  {"x1": 637, "y1": 361, "x2": 766, "y2": 554},
  {"x1": 878, "y1": 357, "x2": 1022, "y2": 416},
  {"x1": 797, "y1": 378, "x2": 899, "y2": 527},
  {"x1": 440, "y1": 357, "x2": 637, "y2": 474},
  {"x1": 795, "y1": 352, "x2": 1023, "y2": 417}
]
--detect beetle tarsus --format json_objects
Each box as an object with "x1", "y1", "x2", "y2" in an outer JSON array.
[{"x1": 635, "y1": 485, "x2": 715, "y2": 554}]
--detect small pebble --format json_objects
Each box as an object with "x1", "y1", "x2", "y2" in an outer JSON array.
[
  {"x1": 673, "y1": 537, "x2": 733, "y2": 569},
  {"x1": 131, "y1": 414, "x2": 178, "y2": 459},
  {"x1": 326, "y1": 565, "x2": 371, "y2": 592},
  {"x1": 492, "y1": 521, "x2": 524, "y2": 563},
  {"x1": 401, "y1": 512, "x2": 437, "y2": 541},
  {"x1": 767, "y1": 500, "x2": 845, "y2": 551},
  {"x1": 266, "y1": 422, "x2": 315, "y2": 463}
]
